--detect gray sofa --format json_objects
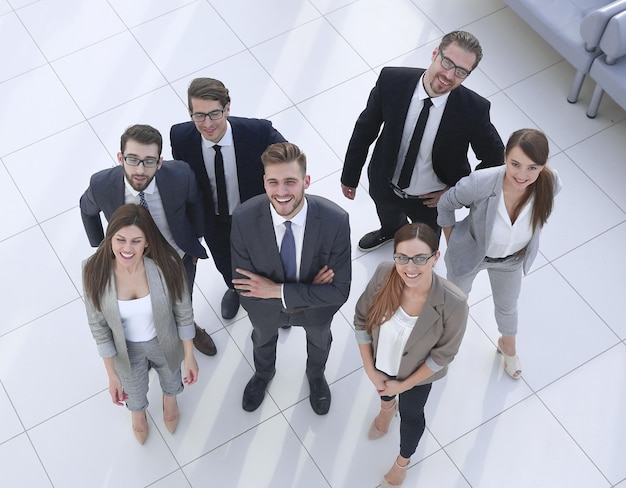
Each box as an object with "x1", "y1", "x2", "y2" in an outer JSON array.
[
  {"x1": 587, "y1": 10, "x2": 626, "y2": 117},
  {"x1": 504, "y1": 0, "x2": 626, "y2": 103}
]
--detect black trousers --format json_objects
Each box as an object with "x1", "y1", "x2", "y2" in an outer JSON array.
[
  {"x1": 374, "y1": 193, "x2": 440, "y2": 240},
  {"x1": 382, "y1": 382, "x2": 432, "y2": 458},
  {"x1": 251, "y1": 311, "x2": 332, "y2": 381},
  {"x1": 206, "y1": 216, "x2": 233, "y2": 289}
]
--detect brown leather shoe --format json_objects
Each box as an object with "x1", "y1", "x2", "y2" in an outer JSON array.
[{"x1": 193, "y1": 323, "x2": 217, "y2": 356}]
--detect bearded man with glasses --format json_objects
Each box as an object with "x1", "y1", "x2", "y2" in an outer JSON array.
[
  {"x1": 341, "y1": 31, "x2": 504, "y2": 250},
  {"x1": 80, "y1": 124, "x2": 216, "y2": 356},
  {"x1": 170, "y1": 78, "x2": 286, "y2": 322}
]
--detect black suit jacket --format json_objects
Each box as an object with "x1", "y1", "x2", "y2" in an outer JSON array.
[
  {"x1": 341, "y1": 67, "x2": 504, "y2": 202},
  {"x1": 79, "y1": 161, "x2": 208, "y2": 259},
  {"x1": 169, "y1": 116, "x2": 286, "y2": 248},
  {"x1": 230, "y1": 194, "x2": 351, "y2": 327}
]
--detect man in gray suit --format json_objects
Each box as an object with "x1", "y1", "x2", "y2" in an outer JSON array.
[
  {"x1": 231, "y1": 142, "x2": 351, "y2": 415},
  {"x1": 80, "y1": 124, "x2": 217, "y2": 356}
]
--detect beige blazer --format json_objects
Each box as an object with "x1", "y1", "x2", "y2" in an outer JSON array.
[
  {"x1": 354, "y1": 262, "x2": 468, "y2": 384},
  {"x1": 83, "y1": 257, "x2": 194, "y2": 378}
]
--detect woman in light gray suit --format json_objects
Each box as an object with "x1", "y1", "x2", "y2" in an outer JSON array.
[
  {"x1": 354, "y1": 223, "x2": 468, "y2": 487},
  {"x1": 438, "y1": 128, "x2": 561, "y2": 380},
  {"x1": 83, "y1": 204, "x2": 198, "y2": 444}
]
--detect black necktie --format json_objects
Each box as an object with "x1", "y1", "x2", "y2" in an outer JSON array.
[
  {"x1": 280, "y1": 221, "x2": 297, "y2": 283},
  {"x1": 397, "y1": 98, "x2": 433, "y2": 189},
  {"x1": 213, "y1": 144, "x2": 229, "y2": 217}
]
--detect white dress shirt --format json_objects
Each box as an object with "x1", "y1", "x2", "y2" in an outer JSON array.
[{"x1": 486, "y1": 193, "x2": 534, "y2": 258}]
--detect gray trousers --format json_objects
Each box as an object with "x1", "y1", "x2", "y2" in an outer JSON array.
[
  {"x1": 118, "y1": 337, "x2": 184, "y2": 411},
  {"x1": 446, "y1": 255, "x2": 523, "y2": 336}
]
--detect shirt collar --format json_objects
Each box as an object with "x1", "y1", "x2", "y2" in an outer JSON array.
[
  {"x1": 201, "y1": 120, "x2": 233, "y2": 149},
  {"x1": 269, "y1": 196, "x2": 308, "y2": 228},
  {"x1": 124, "y1": 174, "x2": 156, "y2": 196},
  {"x1": 418, "y1": 74, "x2": 450, "y2": 108}
]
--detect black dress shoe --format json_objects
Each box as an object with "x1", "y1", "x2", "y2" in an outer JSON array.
[
  {"x1": 221, "y1": 288, "x2": 240, "y2": 319},
  {"x1": 358, "y1": 229, "x2": 393, "y2": 251},
  {"x1": 193, "y1": 323, "x2": 217, "y2": 356},
  {"x1": 308, "y1": 375, "x2": 331, "y2": 415},
  {"x1": 242, "y1": 372, "x2": 275, "y2": 412}
]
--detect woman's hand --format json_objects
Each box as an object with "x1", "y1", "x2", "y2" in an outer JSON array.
[
  {"x1": 366, "y1": 368, "x2": 390, "y2": 393},
  {"x1": 108, "y1": 374, "x2": 127, "y2": 406},
  {"x1": 378, "y1": 379, "x2": 405, "y2": 397},
  {"x1": 183, "y1": 354, "x2": 199, "y2": 386}
]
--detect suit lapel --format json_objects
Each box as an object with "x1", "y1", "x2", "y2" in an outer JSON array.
[
  {"x1": 300, "y1": 197, "x2": 319, "y2": 281},
  {"x1": 484, "y1": 169, "x2": 504, "y2": 246},
  {"x1": 402, "y1": 274, "x2": 444, "y2": 353}
]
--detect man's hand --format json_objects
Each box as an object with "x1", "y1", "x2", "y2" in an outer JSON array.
[
  {"x1": 418, "y1": 186, "x2": 449, "y2": 208},
  {"x1": 341, "y1": 184, "x2": 357, "y2": 200},
  {"x1": 312, "y1": 265, "x2": 334, "y2": 284},
  {"x1": 233, "y1": 268, "x2": 282, "y2": 299}
]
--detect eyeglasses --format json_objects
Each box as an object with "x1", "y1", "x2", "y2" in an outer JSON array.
[
  {"x1": 122, "y1": 156, "x2": 159, "y2": 168},
  {"x1": 438, "y1": 51, "x2": 471, "y2": 79},
  {"x1": 190, "y1": 108, "x2": 226, "y2": 122},
  {"x1": 393, "y1": 251, "x2": 437, "y2": 266}
]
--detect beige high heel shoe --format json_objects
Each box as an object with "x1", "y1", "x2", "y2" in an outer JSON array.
[
  {"x1": 497, "y1": 338, "x2": 522, "y2": 379},
  {"x1": 381, "y1": 458, "x2": 409, "y2": 487},
  {"x1": 132, "y1": 411, "x2": 148, "y2": 445},
  {"x1": 163, "y1": 395, "x2": 179, "y2": 434},
  {"x1": 368, "y1": 399, "x2": 398, "y2": 440}
]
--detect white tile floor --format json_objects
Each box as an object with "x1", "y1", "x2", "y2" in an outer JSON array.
[{"x1": 1, "y1": 0, "x2": 625, "y2": 486}]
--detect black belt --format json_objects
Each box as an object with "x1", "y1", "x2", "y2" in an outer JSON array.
[
  {"x1": 389, "y1": 180, "x2": 422, "y2": 200},
  {"x1": 281, "y1": 307, "x2": 306, "y2": 315},
  {"x1": 484, "y1": 248, "x2": 526, "y2": 263}
]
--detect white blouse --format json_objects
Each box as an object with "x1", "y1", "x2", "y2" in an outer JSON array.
[
  {"x1": 375, "y1": 306, "x2": 418, "y2": 376},
  {"x1": 486, "y1": 192, "x2": 534, "y2": 258},
  {"x1": 117, "y1": 294, "x2": 157, "y2": 343}
]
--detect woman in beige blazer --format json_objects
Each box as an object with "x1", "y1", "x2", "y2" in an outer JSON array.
[
  {"x1": 438, "y1": 129, "x2": 561, "y2": 380},
  {"x1": 83, "y1": 204, "x2": 198, "y2": 444},
  {"x1": 354, "y1": 223, "x2": 468, "y2": 487}
]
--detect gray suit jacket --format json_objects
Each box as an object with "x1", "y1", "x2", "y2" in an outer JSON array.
[
  {"x1": 437, "y1": 165, "x2": 562, "y2": 276},
  {"x1": 82, "y1": 257, "x2": 194, "y2": 378},
  {"x1": 354, "y1": 262, "x2": 468, "y2": 384},
  {"x1": 230, "y1": 194, "x2": 351, "y2": 327}
]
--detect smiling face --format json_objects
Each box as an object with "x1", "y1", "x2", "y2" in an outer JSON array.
[
  {"x1": 394, "y1": 237, "x2": 439, "y2": 288},
  {"x1": 118, "y1": 139, "x2": 162, "y2": 192},
  {"x1": 263, "y1": 160, "x2": 310, "y2": 219},
  {"x1": 111, "y1": 224, "x2": 148, "y2": 267},
  {"x1": 424, "y1": 43, "x2": 476, "y2": 97},
  {"x1": 190, "y1": 97, "x2": 230, "y2": 143},
  {"x1": 504, "y1": 146, "x2": 545, "y2": 191}
]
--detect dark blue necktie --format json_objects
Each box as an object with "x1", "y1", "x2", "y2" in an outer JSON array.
[
  {"x1": 280, "y1": 221, "x2": 297, "y2": 283},
  {"x1": 138, "y1": 191, "x2": 150, "y2": 210},
  {"x1": 213, "y1": 144, "x2": 229, "y2": 217}
]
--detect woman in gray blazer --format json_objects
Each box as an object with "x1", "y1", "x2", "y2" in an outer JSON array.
[
  {"x1": 438, "y1": 128, "x2": 561, "y2": 380},
  {"x1": 354, "y1": 223, "x2": 468, "y2": 487},
  {"x1": 83, "y1": 205, "x2": 198, "y2": 444}
]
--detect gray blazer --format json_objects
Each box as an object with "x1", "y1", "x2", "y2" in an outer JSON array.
[
  {"x1": 231, "y1": 194, "x2": 351, "y2": 328},
  {"x1": 82, "y1": 257, "x2": 195, "y2": 378},
  {"x1": 354, "y1": 262, "x2": 468, "y2": 384},
  {"x1": 437, "y1": 165, "x2": 562, "y2": 276}
]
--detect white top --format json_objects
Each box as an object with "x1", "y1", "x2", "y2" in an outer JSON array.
[
  {"x1": 200, "y1": 121, "x2": 241, "y2": 215},
  {"x1": 117, "y1": 294, "x2": 157, "y2": 342},
  {"x1": 124, "y1": 177, "x2": 184, "y2": 258},
  {"x1": 375, "y1": 306, "x2": 418, "y2": 376},
  {"x1": 392, "y1": 74, "x2": 450, "y2": 195},
  {"x1": 486, "y1": 192, "x2": 534, "y2": 258}
]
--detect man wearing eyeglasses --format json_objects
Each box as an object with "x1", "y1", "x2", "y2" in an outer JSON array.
[
  {"x1": 341, "y1": 31, "x2": 504, "y2": 250},
  {"x1": 80, "y1": 124, "x2": 217, "y2": 357},
  {"x1": 170, "y1": 78, "x2": 286, "y2": 321}
]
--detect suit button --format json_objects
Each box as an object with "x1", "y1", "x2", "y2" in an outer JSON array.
[{"x1": 402, "y1": 352, "x2": 408, "y2": 356}]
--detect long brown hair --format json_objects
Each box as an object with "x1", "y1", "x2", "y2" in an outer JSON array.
[
  {"x1": 83, "y1": 204, "x2": 186, "y2": 311},
  {"x1": 365, "y1": 223, "x2": 438, "y2": 334},
  {"x1": 506, "y1": 128, "x2": 555, "y2": 229}
]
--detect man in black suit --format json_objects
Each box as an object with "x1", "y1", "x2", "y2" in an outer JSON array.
[
  {"x1": 231, "y1": 142, "x2": 351, "y2": 415},
  {"x1": 80, "y1": 124, "x2": 216, "y2": 356},
  {"x1": 170, "y1": 78, "x2": 286, "y2": 320},
  {"x1": 341, "y1": 30, "x2": 504, "y2": 250}
]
